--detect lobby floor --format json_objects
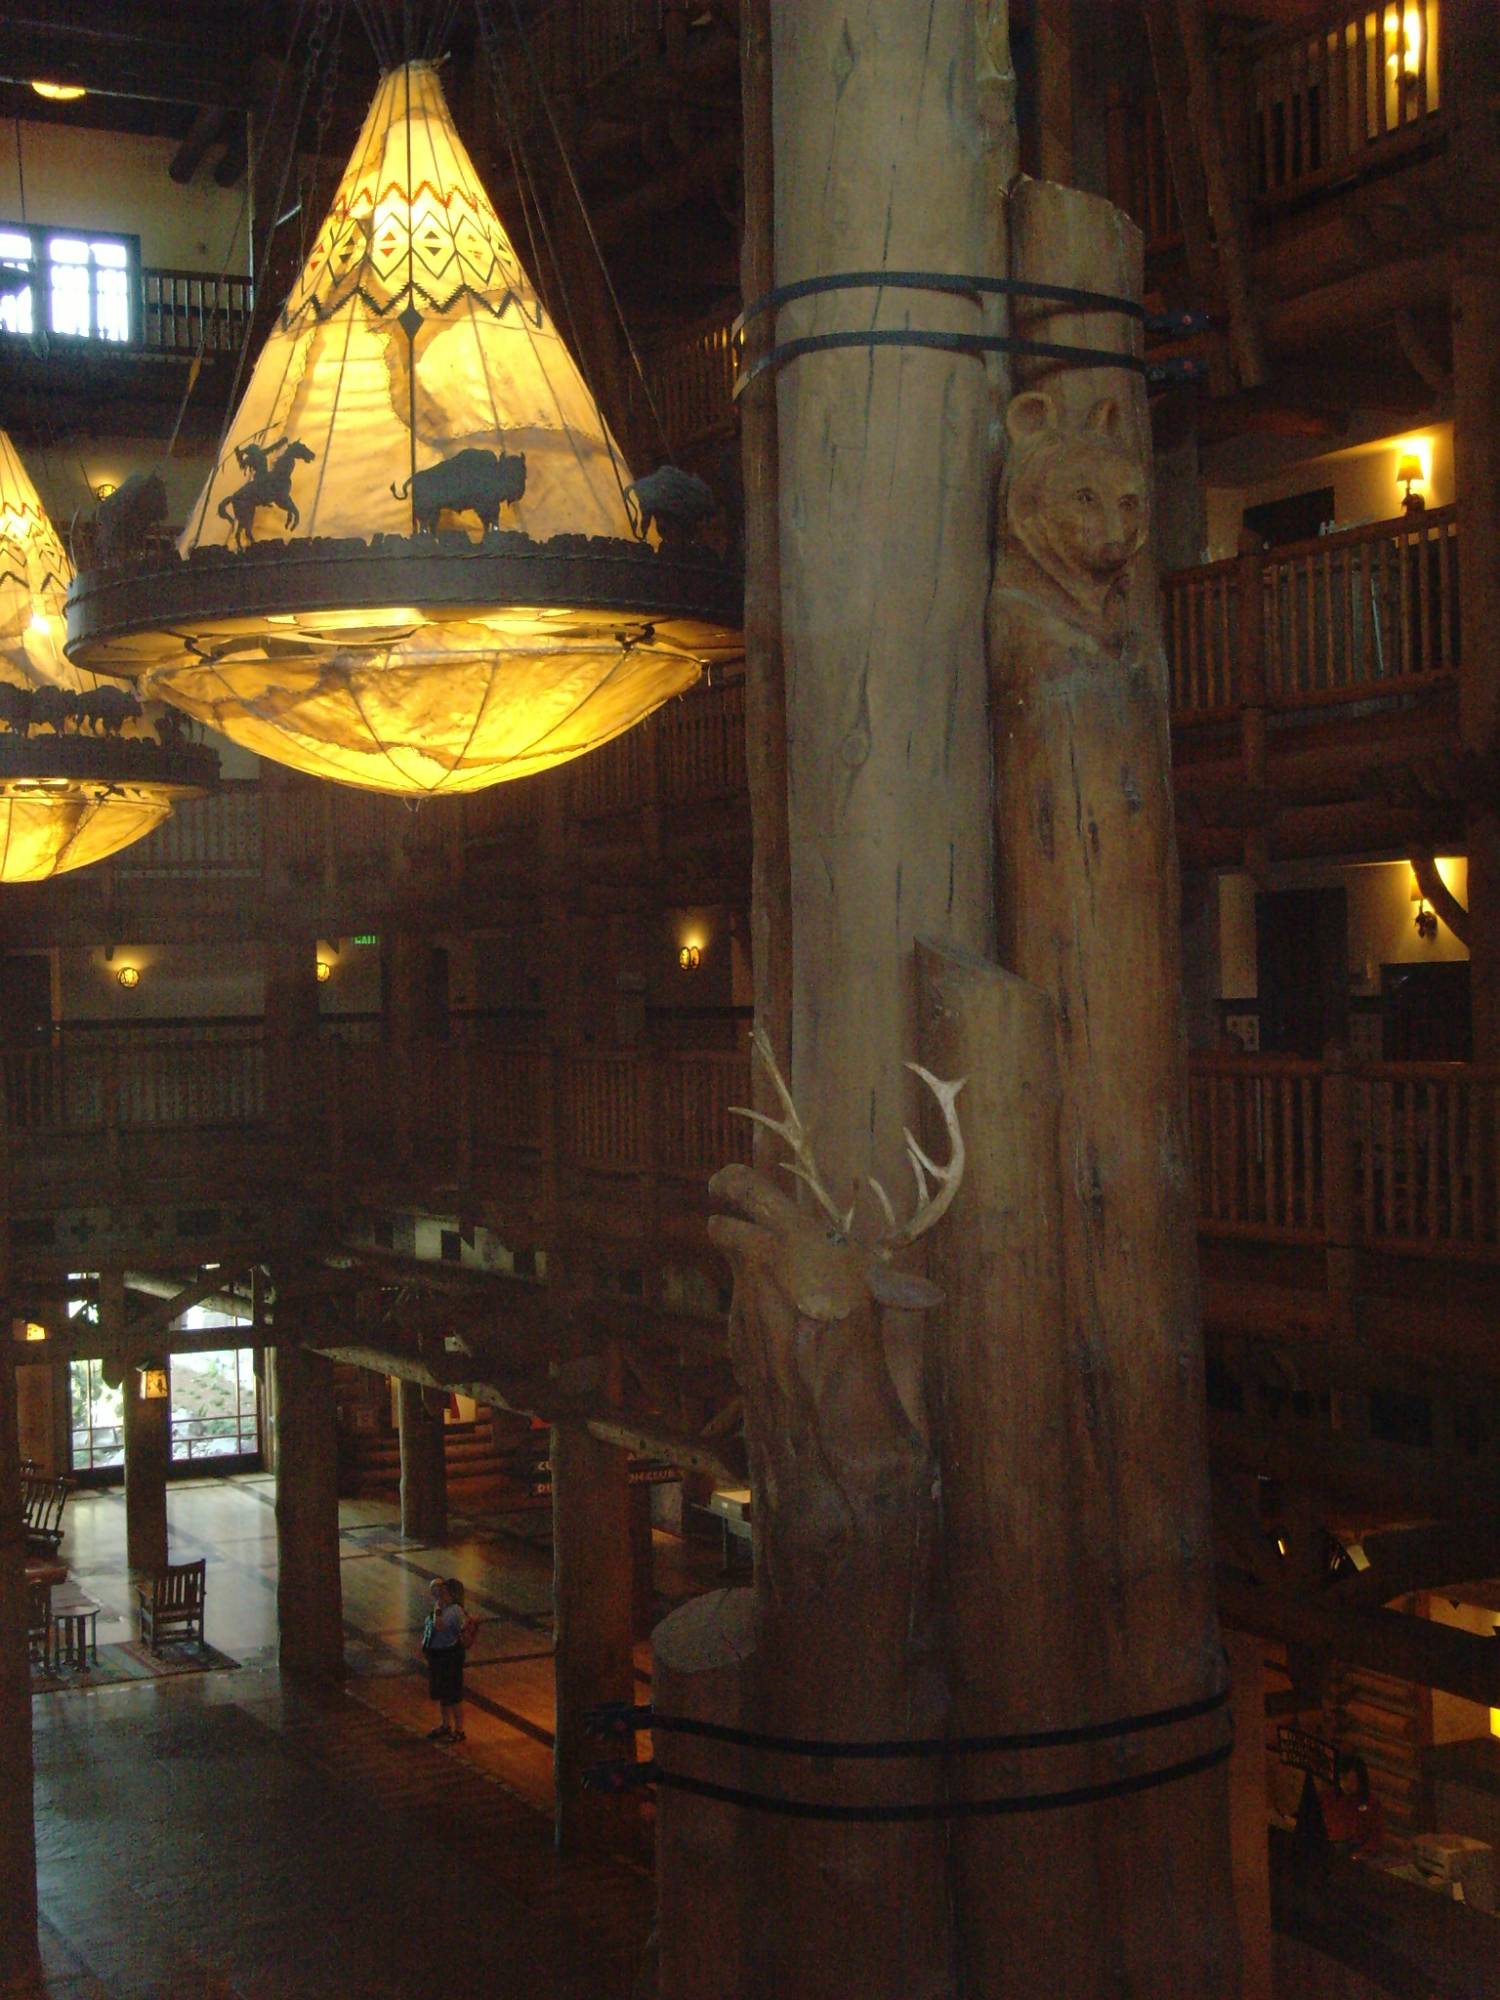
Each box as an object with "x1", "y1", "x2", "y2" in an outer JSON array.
[{"x1": 17, "y1": 1473, "x2": 704, "y2": 2000}]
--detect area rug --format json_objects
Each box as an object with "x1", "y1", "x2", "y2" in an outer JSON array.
[{"x1": 31, "y1": 1639, "x2": 240, "y2": 1695}]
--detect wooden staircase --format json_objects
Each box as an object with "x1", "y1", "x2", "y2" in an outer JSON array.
[{"x1": 341, "y1": 1420, "x2": 513, "y2": 1498}]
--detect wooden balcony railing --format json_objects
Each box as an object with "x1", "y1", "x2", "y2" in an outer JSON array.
[
  {"x1": 1110, "y1": 0, "x2": 1446, "y2": 239},
  {"x1": 1250, "y1": 0, "x2": 1443, "y2": 203},
  {"x1": 1, "y1": 1025, "x2": 264, "y2": 1134},
  {"x1": 138, "y1": 268, "x2": 254, "y2": 357},
  {"x1": 1190, "y1": 1052, "x2": 1500, "y2": 1260},
  {"x1": 7, "y1": 1032, "x2": 1497, "y2": 1268},
  {"x1": 113, "y1": 784, "x2": 262, "y2": 877},
  {"x1": 1163, "y1": 507, "x2": 1458, "y2": 723},
  {"x1": 628, "y1": 311, "x2": 739, "y2": 457}
]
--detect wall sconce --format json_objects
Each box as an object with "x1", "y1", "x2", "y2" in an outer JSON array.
[
  {"x1": 315, "y1": 958, "x2": 332, "y2": 983},
  {"x1": 138, "y1": 1366, "x2": 169, "y2": 1400},
  {"x1": 678, "y1": 943, "x2": 702, "y2": 972},
  {"x1": 1396, "y1": 451, "x2": 1425, "y2": 515},
  {"x1": 23, "y1": 1321, "x2": 46, "y2": 1343},
  {"x1": 1410, "y1": 872, "x2": 1439, "y2": 940},
  {"x1": 93, "y1": 481, "x2": 118, "y2": 503},
  {"x1": 116, "y1": 964, "x2": 140, "y2": 989},
  {"x1": 31, "y1": 79, "x2": 86, "y2": 101}
]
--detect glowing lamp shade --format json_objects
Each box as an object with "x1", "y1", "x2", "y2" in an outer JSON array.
[
  {"x1": 138, "y1": 1366, "x2": 170, "y2": 1400},
  {"x1": 66, "y1": 63, "x2": 740, "y2": 796},
  {"x1": 0, "y1": 432, "x2": 205, "y2": 881}
]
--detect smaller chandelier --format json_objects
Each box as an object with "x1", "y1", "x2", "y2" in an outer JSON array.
[{"x1": 0, "y1": 431, "x2": 216, "y2": 883}]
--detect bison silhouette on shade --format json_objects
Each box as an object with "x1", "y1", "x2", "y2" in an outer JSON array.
[{"x1": 392, "y1": 448, "x2": 528, "y2": 535}]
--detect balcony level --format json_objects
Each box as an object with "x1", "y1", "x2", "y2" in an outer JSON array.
[{"x1": 5, "y1": 1027, "x2": 1498, "y2": 1519}]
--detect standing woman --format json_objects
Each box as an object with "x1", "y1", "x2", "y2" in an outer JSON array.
[{"x1": 422, "y1": 1578, "x2": 466, "y2": 1743}]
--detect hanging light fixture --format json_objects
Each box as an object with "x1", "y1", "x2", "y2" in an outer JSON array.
[
  {"x1": 66, "y1": 59, "x2": 740, "y2": 797},
  {"x1": 0, "y1": 432, "x2": 215, "y2": 883}
]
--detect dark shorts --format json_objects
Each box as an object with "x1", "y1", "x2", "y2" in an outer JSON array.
[{"x1": 426, "y1": 1644, "x2": 463, "y2": 1704}]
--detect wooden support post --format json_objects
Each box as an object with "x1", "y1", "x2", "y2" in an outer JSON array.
[
  {"x1": 739, "y1": 0, "x2": 792, "y2": 1145},
  {"x1": 0, "y1": 1350, "x2": 39, "y2": 1980},
  {"x1": 1172, "y1": 0, "x2": 1265, "y2": 387},
  {"x1": 123, "y1": 1367, "x2": 171, "y2": 1575},
  {"x1": 1139, "y1": 0, "x2": 1222, "y2": 316},
  {"x1": 263, "y1": 934, "x2": 320, "y2": 1140},
  {"x1": 112, "y1": 1271, "x2": 169, "y2": 1575},
  {"x1": 916, "y1": 943, "x2": 1108, "y2": 1990},
  {"x1": 989, "y1": 177, "x2": 1239, "y2": 1993},
  {"x1": 1237, "y1": 527, "x2": 1269, "y2": 880},
  {"x1": 629, "y1": 1478, "x2": 655, "y2": 1641},
  {"x1": 1448, "y1": 0, "x2": 1500, "y2": 1063},
  {"x1": 1225, "y1": 1630, "x2": 1273, "y2": 2000},
  {"x1": 550, "y1": 1417, "x2": 636, "y2": 1854},
  {"x1": 273, "y1": 1342, "x2": 344, "y2": 1679},
  {"x1": 772, "y1": 0, "x2": 993, "y2": 1194},
  {"x1": 653, "y1": 1589, "x2": 755, "y2": 2000},
  {"x1": 397, "y1": 1377, "x2": 448, "y2": 1545},
  {"x1": 1320, "y1": 1045, "x2": 1357, "y2": 1336}
]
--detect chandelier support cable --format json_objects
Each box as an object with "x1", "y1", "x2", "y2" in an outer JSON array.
[
  {"x1": 473, "y1": 0, "x2": 635, "y2": 515},
  {"x1": 496, "y1": 0, "x2": 676, "y2": 465}
]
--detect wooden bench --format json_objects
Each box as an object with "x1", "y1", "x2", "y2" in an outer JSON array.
[
  {"x1": 137, "y1": 1559, "x2": 207, "y2": 1653},
  {"x1": 21, "y1": 1473, "x2": 72, "y2": 1555}
]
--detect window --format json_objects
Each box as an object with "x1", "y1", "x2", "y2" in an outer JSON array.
[
  {"x1": 69, "y1": 1358, "x2": 124, "y2": 1474},
  {"x1": 0, "y1": 224, "x2": 134, "y2": 343},
  {"x1": 168, "y1": 1347, "x2": 260, "y2": 1466}
]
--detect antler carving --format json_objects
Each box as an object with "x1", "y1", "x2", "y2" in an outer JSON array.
[{"x1": 730, "y1": 1028, "x2": 966, "y2": 1256}]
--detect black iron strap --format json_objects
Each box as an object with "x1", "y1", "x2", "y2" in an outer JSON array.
[
  {"x1": 734, "y1": 269, "x2": 1146, "y2": 335},
  {"x1": 734, "y1": 328, "x2": 1145, "y2": 399},
  {"x1": 650, "y1": 1735, "x2": 1234, "y2": 1821},
  {"x1": 648, "y1": 1680, "x2": 1232, "y2": 1762}
]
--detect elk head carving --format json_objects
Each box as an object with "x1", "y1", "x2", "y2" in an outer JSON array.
[{"x1": 708, "y1": 1031, "x2": 966, "y2": 1566}]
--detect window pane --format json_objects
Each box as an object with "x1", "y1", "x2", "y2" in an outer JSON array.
[
  {"x1": 49, "y1": 238, "x2": 88, "y2": 262},
  {"x1": 0, "y1": 233, "x2": 33, "y2": 337},
  {"x1": 89, "y1": 240, "x2": 128, "y2": 267},
  {"x1": 50, "y1": 258, "x2": 91, "y2": 336},
  {"x1": 95, "y1": 265, "x2": 129, "y2": 342}
]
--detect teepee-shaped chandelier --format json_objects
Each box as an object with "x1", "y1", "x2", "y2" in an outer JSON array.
[
  {"x1": 0, "y1": 432, "x2": 214, "y2": 882},
  {"x1": 65, "y1": 60, "x2": 740, "y2": 796}
]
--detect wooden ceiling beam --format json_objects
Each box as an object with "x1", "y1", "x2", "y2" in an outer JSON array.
[
  {"x1": 312, "y1": 1338, "x2": 743, "y2": 1482},
  {"x1": 169, "y1": 104, "x2": 233, "y2": 184},
  {"x1": 1218, "y1": 1567, "x2": 1500, "y2": 1707}
]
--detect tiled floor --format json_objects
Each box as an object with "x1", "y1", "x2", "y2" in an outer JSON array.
[{"x1": 18, "y1": 1474, "x2": 712, "y2": 2000}]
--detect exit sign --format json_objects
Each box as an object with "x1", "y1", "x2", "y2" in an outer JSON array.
[{"x1": 352, "y1": 934, "x2": 380, "y2": 946}]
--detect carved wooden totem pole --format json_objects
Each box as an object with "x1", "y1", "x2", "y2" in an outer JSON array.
[{"x1": 652, "y1": 4, "x2": 1241, "y2": 1997}]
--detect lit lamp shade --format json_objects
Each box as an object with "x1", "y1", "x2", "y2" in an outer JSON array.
[
  {"x1": 138, "y1": 1366, "x2": 170, "y2": 1400},
  {"x1": 66, "y1": 62, "x2": 740, "y2": 796},
  {"x1": 0, "y1": 432, "x2": 207, "y2": 881}
]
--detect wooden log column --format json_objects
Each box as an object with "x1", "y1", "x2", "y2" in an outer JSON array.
[
  {"x1": 263, "y1": 935, "x2": 321, "y2": 1140},
  {"x1": 985, "y1": 177, "x2": 1239, "y2": 1992},
  {"x1": 112, "y1": 1271, "x2": 169, "y2": 1575},
  {"x1": 273, "y1": 1343, "x2": 344, "y2": 1679},
  {"x1": 550, "y1": 1417, "x2": 637, "y2": 1855},
  {"x1": 0, "y1": 1350, "x2": 39, "y2": 1979},
  {"x1": 1448, "y1": 0, "x2": 1500, "y2": 1063},
  {"x1": 397, "y1": 1377, "x2": 448, "y2": 1544},
  {"x1": 705, "y1": 4, "x2": 998, "y2": 1990}
]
